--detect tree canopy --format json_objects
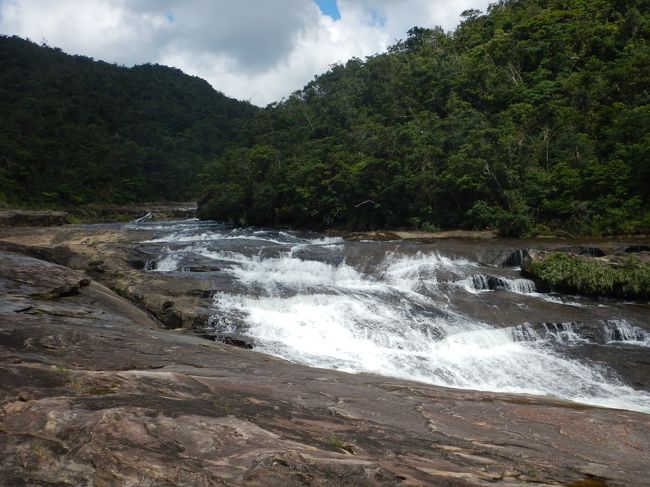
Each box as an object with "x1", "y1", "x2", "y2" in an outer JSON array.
[
  {"x1": 2, "y1": 0, "x2": 649, "y2": 236},
  {"x1": 0, "y1": 35, "x2": 256, "y2": 206},
  {"x1": 198, "y1": 0, "x2": 650, "y2": 236}
]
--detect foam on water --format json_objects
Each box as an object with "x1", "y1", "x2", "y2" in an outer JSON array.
[
  {"x1": 144, "y1": 226, "x2": 343, "y2": 246},
  {"x1": 504, "y1": 278, "x2": 537, "y2": 294},
  {"x1": 456, "y1": 275, "x2": 538, "y2": 294},
  {"x1": 138, "y1": 222, "x2": 650, "y2": 414},
  {"x1": 603, "y1": 320, "x2": 650, "y2": 346},
  {"x1": 154, "y1": 247, "x2": 183, "y2": 272},
  {"x1": 213, "y1": 291, "x2": 650, "y2": 412},
  {"x1": 456, "y1": 274, "x2": 589, "y2": 308},
  {"x1": 207, "y1": 250, "x2": 650, "y2": 414}
]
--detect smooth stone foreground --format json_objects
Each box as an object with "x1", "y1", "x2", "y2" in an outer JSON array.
[{"x1": 1, "y1": 249, "x2": 649, "y2": 486}]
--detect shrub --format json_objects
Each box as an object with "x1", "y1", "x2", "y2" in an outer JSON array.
[{"x1": 528, "y1": 253, "x2": 650, "y2": 299}]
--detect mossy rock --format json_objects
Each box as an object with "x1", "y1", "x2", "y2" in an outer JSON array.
[{"x1": 524, "y1": 252, "x2": 650, "y2": 300}]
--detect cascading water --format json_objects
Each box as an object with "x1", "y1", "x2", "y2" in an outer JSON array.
[{"x1": 134, "y1": 220, "x2": 650, "y2": 414}]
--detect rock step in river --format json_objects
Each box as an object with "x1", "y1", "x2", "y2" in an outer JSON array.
[
  {"x1": 1, "y1": 237, "x2": 650, "y2": 486},
  {"x1": 131, "y1": 220, "x2": 650, "y2": 414}
]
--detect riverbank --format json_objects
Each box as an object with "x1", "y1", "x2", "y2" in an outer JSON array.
[
  {"x1": 1, "y1": 222, "x2": 650, "y2": 485},
  {"x1": 0, "y1": 202, "x2": 197, "y2": 227}
]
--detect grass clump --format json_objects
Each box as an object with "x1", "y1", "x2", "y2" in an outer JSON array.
[
  {"x1": 529, "y1": 253, "x2": 650, "y2": 299},
  {"x1": 328, "y1": 436, "x2": 356, "y2": 454}
]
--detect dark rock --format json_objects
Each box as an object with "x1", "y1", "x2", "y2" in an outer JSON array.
[
  {"x1": 501, "y1": 249, "x2": 528, "y2": 267},
  {"x1": 0, "y1": 252, "x2": 89, "y2": 300},
  {"x1": 218, "y1": 333, "x2": 256, "y2": 349},
  {"x1": 73, "y1": 203, "x2": 197, "y2": 223},
  {"x1": 159, "y1": 308, "x2": 183, "y2": 328},
  {"x1": 192, "y1": 314, "x2": 211, "y2": 329},
  {"x1": 127, "y1": 247, "x2": 160, "y2": 270},
  {"x1": 0, "y1": 210, "x2": 69, "y2": 227},
  {"x1": 343, "y1": 231, "x2": 401, "y2": 241},
  {"x1": 184, "y1": 265, "x2": 221, "y2": 272},
  {"x1": 464, "y1": 273, "x2": 547, "y2": 293},
  {"x1": 1, "y1": 235, "x2": 650, "y2": 486},
  {"x1": 201, "y1": 332, "x2": 255, "y2": 349},
  {"x1": 521, "y1": 249, "x2": 542, "y2": 275},
  {"x1": 556, "y1": 245, "x2": 606, "y2": 257},
  {"x1": 188, "y1": 289, "x2": 214, "y2": 299},
  {"x1": 523, "y1": 320, "x2": 649, "y2": 346},
  {"x1": 625, "y1": 245, "x2": 650, "y2": 253},
  {"x1": 474, "y1": 248, "x2": 530, "y2": 267},
  {"x1": 0, "y1": 241, "x2": 73, "y2": 266}
]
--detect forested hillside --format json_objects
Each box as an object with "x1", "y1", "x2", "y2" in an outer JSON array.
[
  {"x1": 2, "y1": 0, "x2": 649, "y2": 235},
  {"x1": 0, "y1": 36, "x2": 256, "y2": 206},
  {"x1": 199, "y1": 0, "x2": 650, "y2": 236}
]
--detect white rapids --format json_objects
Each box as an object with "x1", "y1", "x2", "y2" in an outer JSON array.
[{"x1": 136, "y1": 221, "x2": 650, "y2": 414}]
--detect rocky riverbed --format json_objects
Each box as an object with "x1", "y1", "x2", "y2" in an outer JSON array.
[{"x1": 1, "y1": 222, "x2": 649, "y2": 486}]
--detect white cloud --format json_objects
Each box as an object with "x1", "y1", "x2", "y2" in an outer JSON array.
[{"x1": 0, "y1": 0, "x2": 492, "y2": 105}]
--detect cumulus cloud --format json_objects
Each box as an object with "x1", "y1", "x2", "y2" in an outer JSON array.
[{"x1": 0, "y1": 0, "x2": 492, "y2": 105}]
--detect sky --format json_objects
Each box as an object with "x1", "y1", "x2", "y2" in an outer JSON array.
[{"x1": 0, "y1": 0, "x2": 492, "y2": 106}]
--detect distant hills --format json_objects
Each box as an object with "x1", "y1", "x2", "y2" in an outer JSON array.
[
  {"x1": 0, "y1": 35, "x2": 256, "y2": 206},
  {"x1": 2, "y1": 0, "x2": 649, "y2": 236},
  {"x1": 197, "y1": 0, "x2": 650, "y2": 236}
]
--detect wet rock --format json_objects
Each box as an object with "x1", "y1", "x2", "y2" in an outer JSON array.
[
  {"x1": 513, "y1": 320, "x2": 650, "y2": 390},
  {"x1": 72, "y1": 202, "x2": 197, "y2": 223},
  {"x1": 564, "y1": 342, "x2": 650, "y2": 391},
  {"x1": 203, "y1": 332, "x2": 256, "y2": 349},
  {"x1": 625, "y1": 245, "x2": 650, "y2": 253},
  {"x1": 343, "y1": 231, "x2": 402, "y2": 241},
  {"x1": 0, "y1": 241, "x2": 73, "y2": 266},
  {"x1": 521, "y1": 250, "x2": 543, "y2": 275},
  {"x1": 192, "y1": 314, "x2": 211, "y2": 328},
  {"x1": 183, "y1": 265, "x2": 222, "y2": 272},
  {"x1": 463, "y1": 273, "x2": 549, "y2": 294},
  {"x1": 0, "y1": 210, "x2": 69, "y2": 227},
  {"x1": 0, "y1": 226, "x2": 216, "y2": 330},
  {"x1": 474, "y1": 247, "x2": 534, "y2": 267},
  {"x1": 556, "y1": 245, "x2": 606, "y2": 257},
  {"x1": 1, "y1": 235, "x2": 650, "y2": 486},
  {"x1": 500, "y1": 248, "x2": 528, "y2": 267},
  {"x1": 109, "y1": 272, "x2": 214, "y2": 329},
  {"x1": 126, "y1": 246, "x2": 160, "y2": 270},
  {"x1": 0, "y1": 252, "x2": 90, "y2": 299}
]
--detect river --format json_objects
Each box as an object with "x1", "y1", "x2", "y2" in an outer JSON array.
[{"x1": 129, "y1": 219, "x2": 650, "y2": 414}]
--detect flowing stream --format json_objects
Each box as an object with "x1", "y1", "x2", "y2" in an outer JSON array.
[{"x1": 133, "y1": 220, "x2": 650, "y2": 414}]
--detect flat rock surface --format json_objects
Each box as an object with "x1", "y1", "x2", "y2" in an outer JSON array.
[
  {"x1": 0, "y1": 225, "x2": 213, "y2": 329},
  {"x1": 1, "y1": 245, "x2": 650, "y2": 486}
]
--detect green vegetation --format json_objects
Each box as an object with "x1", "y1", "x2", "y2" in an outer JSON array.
[
  {"x1": 3, "y1": 0, "x2": 650, "y2": 236},
  {"x1": 528, "y1": 252, "x2": 650, "y2": 299},
  {"x1": 0, "y1": 35, "x2": 256, "y2": 207},
  {"x1": 328, "y1": 435, "x2": 355, "y2": 454},
  {"x1": 198, "y1": 0, "x2": 650, "y2": 235}
]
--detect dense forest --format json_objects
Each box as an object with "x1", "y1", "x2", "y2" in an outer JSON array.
[
  {"x1": 2, "y1": 0, "x2": 649, "y2": 236},
  {"x1": 0, "y1": 35, "x2": 256, "y2": 205},
  {"x1": 199, "y1": 0, "x2": 650, "y2": 236}
]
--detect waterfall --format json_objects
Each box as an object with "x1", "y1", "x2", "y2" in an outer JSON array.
[{"x1": 136, "y1": 220, "x2": 650, "y2": 414}]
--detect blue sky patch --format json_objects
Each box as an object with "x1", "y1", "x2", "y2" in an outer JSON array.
[
  {"x1": 315, "y1": 0, "x2": 340, "y2": 20},
  {"x1": 165, "y1": 10, "x2": 175, "y2": 23},
  {"x1": 369, "y1": 9, "x2": 386, "y2": 27}
]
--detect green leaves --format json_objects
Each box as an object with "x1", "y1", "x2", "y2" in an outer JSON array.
[
  {"x1": 6, "y1": 1, "x2": 646, "y2": 234},
  {"x1": 1, "y1": 35, "x2": 257, "y2": 206},
  {"x1": 529, "y1": 252, "x2": 650, "y2": 299},
  {"x1": 197, "y1": 0, "x2": 649, "y2": 233}
]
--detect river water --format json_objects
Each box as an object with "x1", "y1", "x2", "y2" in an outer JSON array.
[{"x1": 131, "y1": 219, "x2": 650, "y2": 414}]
